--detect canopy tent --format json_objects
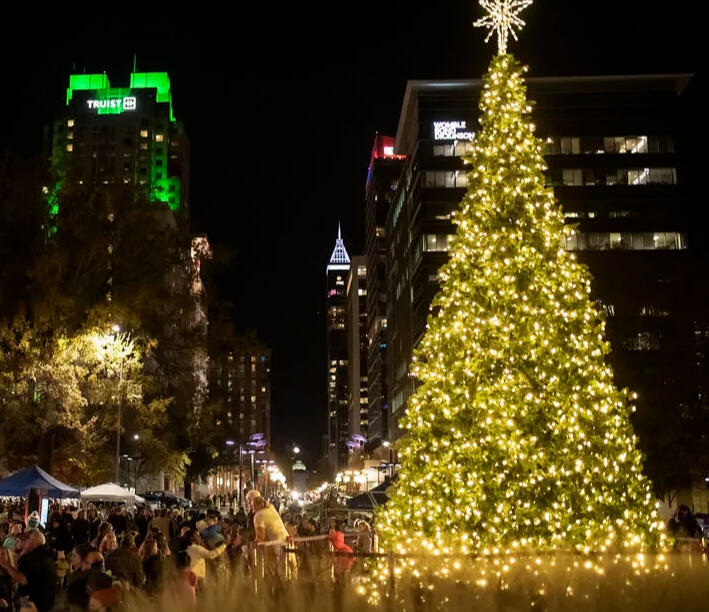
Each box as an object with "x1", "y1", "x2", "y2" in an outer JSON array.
[
  {"x1": 0, "y1": 465, "x2": 80, "y2": 499},
  {"x1": 80, "y1": 483, "x2": 145, "y2": 504}
]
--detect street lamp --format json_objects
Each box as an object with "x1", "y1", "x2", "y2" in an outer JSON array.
[{"x1": 92, "y1": 325, "x2": 133, "y2": 483}]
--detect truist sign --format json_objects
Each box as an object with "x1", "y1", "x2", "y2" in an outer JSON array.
[
  {"x1": 433, "y1": 120, "x2": 474, "y2": 141},
  {"x1": 86, "y1": 97, "x2": 137, "y2": 112}
]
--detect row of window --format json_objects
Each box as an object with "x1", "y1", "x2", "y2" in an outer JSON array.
[
  {"x1": 566, "y1": 231, "x2": 686, "y2": 251},
  {"x1": 431, "y1": 136, "x2": 675, "y2": 158},
  {"x1": 422, "y1": 168, "x2": 677, "y2": 189},
  {"x1": 549, "y1": 167, "x2": 677, "y2": 187},
  {"x1": 418, "y1": 231, "x2": 686, "y2": 254},
  {"x1": 423, "y1": 171, "x2": 468, "y2": 188},
  {"x1": 545, "y1": 135, "x2": 674, "y2": 156}
]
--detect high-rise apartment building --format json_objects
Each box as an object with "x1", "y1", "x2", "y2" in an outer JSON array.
[
  {"x1": 385, "y1": 74, "x2": 700, "y2": 480},
  {"x1": 364, "y1": 135, "x2": 406, "y2": 448},
  {"x1": 347, "y1": 257, "x2": 368, "y2": 445},
  {"x1": 209, "y1": 331, "x2": 272, "y2": 449},
  {"x1": 326, "y1": 226, "x2": 351, "y2": 472}
]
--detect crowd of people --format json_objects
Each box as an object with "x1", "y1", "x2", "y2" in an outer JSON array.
[{"x1": 0, "y1": 490, "x2": 375, "y2": 611}]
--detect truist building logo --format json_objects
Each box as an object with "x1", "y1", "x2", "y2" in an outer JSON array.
[{"x1": 86, "y1": 97, "x2": 137, "y2": 112}]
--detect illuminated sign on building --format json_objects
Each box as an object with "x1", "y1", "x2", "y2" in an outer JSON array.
[
  {"x1": 433, "y1": 120, "x2": 474, "y2": 141},
  {"x1": 86, "y1": 97, "x2": 137, "y2": 112}
]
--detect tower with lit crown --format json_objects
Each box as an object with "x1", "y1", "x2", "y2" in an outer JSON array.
[{"x1": 326, "y1": 225, "x2": 351, "y2": 472}]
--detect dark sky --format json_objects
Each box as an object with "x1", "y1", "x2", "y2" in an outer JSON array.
[{"x1": 1, "y1": 2, "x2": 704, "y2": 468}]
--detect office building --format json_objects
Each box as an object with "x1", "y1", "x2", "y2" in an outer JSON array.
[
  {"x1": 47, "y1": 71, "x2": 189, "y2": 224},
  {"x1": 346, "y1": 256, "x2": 368, "y2": 446},
  {"x1": 364, "y1": 135, "x2": 406, "y2": 449},
  {"x1": 326, "y1": 226, "x2": 351, "y2": 472},
  {"x1": 385, "y1": 73, "x2": 699, "y2": 473}
]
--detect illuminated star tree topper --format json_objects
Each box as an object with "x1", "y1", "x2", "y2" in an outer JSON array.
[{"x1": 474, "y1": 0, "x2": 534, "y2": 54}]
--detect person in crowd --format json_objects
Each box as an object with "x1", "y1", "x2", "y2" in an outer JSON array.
[
  {"x1": 107, "y1": 508, "x2": 127, "y2": 538},
  {"x1": 86, "y1": 570, "x2": 117, "y2": 611},
  {"x1": 200, "y1": 510, "x2": 224, "y2": 547},
  {"x1": 55, "y1": 550, "x2": 70, "y2": 588},
  {"x1": 105, "y1": 533, "x2": 144, "y2": 588},
  {"x1": 46, "y1": 515, "x2": 73, "y2": 554},
  {"x1": 252, "y1": 497, "x2": 290, "y2": 545},
  {"x1": 354, "y1": 519, "x2": 373, "y2": 553},
  {"x1": 138, "y1": 536, "x2": 163, "y2": 594},
  {"x1": 234, "y1": 506, "x2": 247, "y2": 529},
  {"x1": 149, "y1": 509, "x2": 170, "y2": 540},
  {"x1": 184, "y1": 528, "x2": 226, "y2": 586},
  {"x1": 170, "y1": 523, "x2": 191, "y2": 555},
  {"x1": 70, "y1": 510, "x2": 91, "y2": 545},
  {"x1": 90, "y1": 522, "x2": 113, "y2": 549},
  {"x1": 66, "y1": 546, "x2": 102, "y2": 611},
  {"x1": 668, "y1": 504, "x2": 702, "y2": 539},
  {"x1": 98, "y1": 532, "x2": 118, "y2": 558},
  {"x1": 26, "y1": 512, "x2": 41, "y2": 532},
  {"x1": 170, "y1": 551, "x2": 197, "y2": 607},
  {"x1": 3, "y1": 521, "x2": 24, "y2": 552},
  {"x1": 135, "y1": 508, "x2": 152, "y2": 543},
  {"x1": 88, "y1": 509, "x2": 101, "y2": 543},
  {"x1": 328, "y1": 520, "x2": 354, "y2": 575},
  {"x1": 0, "y1": 528, "x2": 56, "y2": 612},
  {"x1": 0, "y1": 548, "x2": 14, "y2": 611},
  {"x1": 155, "y1": 532, "x2": 171, "y2": 560}
]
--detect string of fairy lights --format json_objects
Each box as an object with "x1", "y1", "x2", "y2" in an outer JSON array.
[{"x1": 365, "y1": 1, "x2": 669, "y2": 601}]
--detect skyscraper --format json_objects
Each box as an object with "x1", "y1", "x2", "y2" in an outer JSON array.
[
  {"x1": 45, "y1": 70, "x2": 208, "y2": 493},
  {"x1": 347, "y1": 256, "x2": 368, "y2": 445},
  {"x1": 326, "y1": 226, "x2": 351, "y2": 472},
  {"x1": 47, "y1": 71, "x2": 189, "y2": 226},
  {"x1": 364, "y1": 135, "x2": 405, "y2": 449}
]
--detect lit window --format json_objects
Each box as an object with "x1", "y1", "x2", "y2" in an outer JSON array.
[
  {"x1": 66, "y1": 132, "x2": 73, "y2": 140},
  {"x1": 140, "y1": 143, "x2": 148, "y2": 150},
  {"x1": 67, "y1": 119, "x2": 74, "y2": 127},
  {"x1": 155, "y1": 134, "x2": 164, "y2": 142},
  {"x1": 140, "y1": 130, "x2": 148, "y2": 138},
  {"x1": 66, "y1": 144, "x2": 73, "y2": 152}
]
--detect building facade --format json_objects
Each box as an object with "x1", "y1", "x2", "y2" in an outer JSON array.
[
  {"x1": 385, "y1": 75, "x2": 700, "y2": 483},
  {"x1": 364, "y1": 135, "x2": 406, "y2": 449},
  {"x1": 346, "y1": 256, "x2": 368, "y2": 447},
  {"x1": 47, "y1": 71, "x2": 189, "y2": 223},
  {"x1": 209, "y1": 331, "x2": 272, "y2": 449},
  {"x1": 326, "y1": 226, "x2": 351, "y2": 472}
]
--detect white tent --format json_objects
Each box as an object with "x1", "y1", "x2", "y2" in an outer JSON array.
[{"x1": 80, "y1": 482, "x2": 145, "y2": 504}]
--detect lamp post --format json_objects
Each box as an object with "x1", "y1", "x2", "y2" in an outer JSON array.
[{"x1": 112, "y1": 325, "x2": 125, "y2": 483}]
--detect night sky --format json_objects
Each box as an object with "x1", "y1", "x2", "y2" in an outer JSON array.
[{"x1": 1, "y1": 2, "x2": 705, "y2": 469}]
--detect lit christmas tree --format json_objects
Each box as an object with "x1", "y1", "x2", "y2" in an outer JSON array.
[{"x1": 377, "y1": 0, "x2": 666, "y2": 556}]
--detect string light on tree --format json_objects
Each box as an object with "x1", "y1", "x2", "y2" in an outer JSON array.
[
  {"x1": 373, "y1": 0, "x2": 667, "y2": 572},
  {"x1": 474, "y1": 0, "x2": 534, "y2": 54}
]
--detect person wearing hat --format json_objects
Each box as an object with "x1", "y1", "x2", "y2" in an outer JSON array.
[{"x1": 26, "y1": 513, "x2": 40, "y2": 531}]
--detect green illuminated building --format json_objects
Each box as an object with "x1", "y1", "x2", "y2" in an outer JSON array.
[{"x1": 48, "y1": 71, "x2": 189, "y2": 217}]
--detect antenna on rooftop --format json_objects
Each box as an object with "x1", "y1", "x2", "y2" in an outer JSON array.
[{"x1": 133, "y1": 53, "x2": 137, "y2": 73}]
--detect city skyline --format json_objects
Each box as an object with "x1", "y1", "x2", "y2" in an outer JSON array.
[{"x1": 0, "y1": 2, "x2": 704, "y2": 464}]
